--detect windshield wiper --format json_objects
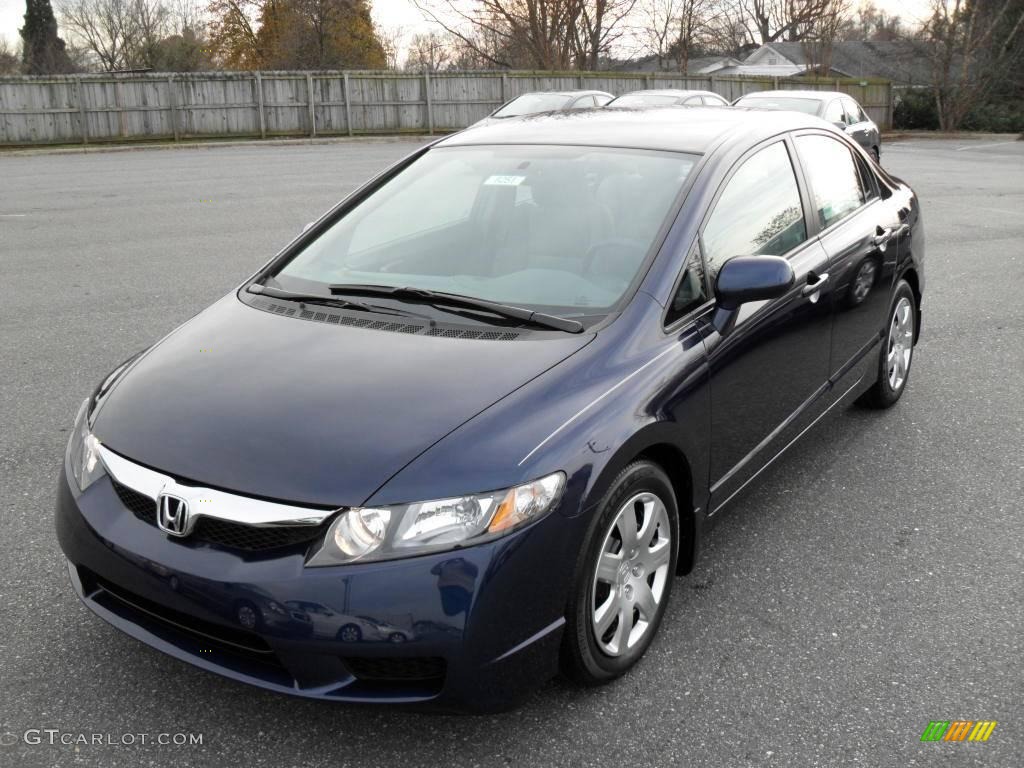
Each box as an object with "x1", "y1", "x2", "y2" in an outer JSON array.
[
  {"x1": 245, "y1": 284, "x2": 411, "y2": 317},
  {"x1": 327, "y1": 284, "x2": 584, "y2": 334}
]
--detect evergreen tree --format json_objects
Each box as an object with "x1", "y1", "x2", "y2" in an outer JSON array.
[{"x1": 20, "y1": 0, "x2": 75, "y2": 74}]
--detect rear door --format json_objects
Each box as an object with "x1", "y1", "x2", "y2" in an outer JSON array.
[
  {"x1": 700, "y1": 138, "x2": 833, "y2": 513},
  {"x1": 792, "y1": 132, "x2": 900, "y2": 383}
]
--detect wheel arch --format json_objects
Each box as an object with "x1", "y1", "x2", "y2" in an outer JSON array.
[
  {"x1": 899, "y1": 266, "x2": 922, "y2": 343},
  {"x1": 582, "y1": 425, "x2": 701, "y2": 576}
]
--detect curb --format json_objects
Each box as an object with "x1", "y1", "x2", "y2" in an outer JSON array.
[
  {"x1": 882, "y1": 131, "x2": 1021, "y2": 142},
  {"x1": 0, "y1": 134, "x2": 436, "y2": 158}
]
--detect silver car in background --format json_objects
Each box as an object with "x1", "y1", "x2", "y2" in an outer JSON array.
[
  {"x1": 471, "y1": 90, "x2": 613, "y2": 127},
  {"x1": 734, "y1": 90, "x2": 882, "y2": 162},
  {"x1": 605, "y1": 89, "x2": 730, "y2": 108}
]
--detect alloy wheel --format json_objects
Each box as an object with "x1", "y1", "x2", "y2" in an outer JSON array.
[
  {"x1": 590, "y1": 492, "x2": 672, "y2": 657},
  {"x1": 887, "y1": 296, "x2": 914, "y2": 391}
]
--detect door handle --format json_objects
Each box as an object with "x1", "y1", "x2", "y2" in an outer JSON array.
[
  {"x1": 873, "y1": 226, "x2": 893, "y2": 246},
  {"x1": 802, "y1": 272, "x2": 829, "y2": 296}
]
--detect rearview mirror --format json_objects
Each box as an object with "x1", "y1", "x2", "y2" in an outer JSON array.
[{"x1": 712, "y1": 255, "x2": 794, "y2": 333}]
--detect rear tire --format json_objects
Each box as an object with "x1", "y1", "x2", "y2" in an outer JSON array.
[
  {"x1": 860, "y1": 279, "x2": 916, "y2": 408},
  {"x1": 562, "y1": 461, "x2": 678, "y2": 685}
]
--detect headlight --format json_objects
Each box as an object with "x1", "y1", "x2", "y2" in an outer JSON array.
[
  {"x1": 67, "y1": 399, "x2": 107, "y2": 492},
  {"x1": 307, "y1": 472, "x2": 565, "y2": 566}
]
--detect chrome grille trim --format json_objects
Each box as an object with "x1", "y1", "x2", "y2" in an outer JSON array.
[{"x1": 98, "y1": 444, "x2": 339, "y2": 528}]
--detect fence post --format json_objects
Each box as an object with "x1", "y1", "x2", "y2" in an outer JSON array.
[
  {"x1": 75, "y1": 76, "x2": 88, "y2": 145},
  {"x1": 167, "y1": 75, "x2": 179, "y2": 142},
  {"x1": 501, "y1": 73, "x2": 507, "y2": 103},
  {"x1": 772, "y1": 76, "x2": 779, "y2": 90},
  {"x1": 645, "y1": 74, "x2": 652, "y2": 89},
  {"x1": 834, "y1": 77, "x2": 841, "y2": 91},
  {"x1": 343, "y1": 72, "x2": 353, "y2": 136},
  {"x1": 424, "y1": 72, "x2": 433, "y2": 134},
  {"x1": 307, "y1": 72, "x2": 316, "y2": 137},
  {"x1": 114, "y1": 77, "x2": 126, "y2": 137},
  {"x1": 254, "y1": 72, "x2": 266, "y2": 139},
  {"x1": 578, "y1": 74, "x2": 585, "y2": 89}
]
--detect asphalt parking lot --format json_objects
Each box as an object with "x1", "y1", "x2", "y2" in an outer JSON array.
[{"x1": 1, "y1": 135, "x2": 1021, "y2": 767}]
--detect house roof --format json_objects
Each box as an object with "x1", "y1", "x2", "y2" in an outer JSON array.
[{"x1": 753, "y1": 41, "x2": 933, "y2": 85}]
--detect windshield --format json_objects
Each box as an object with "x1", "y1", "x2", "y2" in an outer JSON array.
[
  {"x1": 272, "y1": 146, "x2": 697, "y2": 315},
  {"x1": 608, "y1": 94, "x2": 681, "y2": 107},
  {"x1": 493, "y1": 93, "x2": 572, "y2": 118},
  {"x1": 736, "y1": 96, "x2": 821, "y2": 115}
]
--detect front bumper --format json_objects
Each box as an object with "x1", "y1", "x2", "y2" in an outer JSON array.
[{"x1": 55, "y1": 468, "x2": 578, "y2": 711}]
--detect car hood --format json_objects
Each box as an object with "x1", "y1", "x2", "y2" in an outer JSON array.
[{"x1": 93, "y1": 295, "x2": 593, "y2": 507}]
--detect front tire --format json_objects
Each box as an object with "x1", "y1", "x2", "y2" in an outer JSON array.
[
  {"x1": 562, "y1": 461, "x2": 679, "y2": 685},
  {"x1": 861, "y1": 279, "x2": 916, "y2": 408}
]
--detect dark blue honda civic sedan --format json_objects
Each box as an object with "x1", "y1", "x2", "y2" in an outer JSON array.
[{"x1": 57, "y1": 107, "x2": 924, "y2": 712}]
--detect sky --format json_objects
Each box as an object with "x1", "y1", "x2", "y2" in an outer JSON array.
[{"x1": 0, "y1": 0, "x2": 936, "y2": 57}]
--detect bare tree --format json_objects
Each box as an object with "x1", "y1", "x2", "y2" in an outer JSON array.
[
  {"x1": 572, "y1": 0, "x2": 638, "y2": 69},
  {"x1": 405, "y1": 30, "x2": 454, "y2": 70},
  {"x1": 925, "y1": 0, "x2": 1024, "y2": 129},
  {"x1": 378, "y1": 24, "x2": 406, "y2": 69},
  {"x1": 801, "y1": 0, "x2": 852, "y2": 75},
  {"x1": 413, "y1": 0, "x2": 581, "y2": 69},
  {"x1": 58, "y1": 0, "x2": 141, "y2": 70},
  {"x1": 635, "y1": 0, "x2": 722, "y2": 72},
  {"x1": 737, "y1": 0, "x2": 837, "y2": 44},
  {"x1": 0, "y1": 37, "x2": 22, "y2": 74}
]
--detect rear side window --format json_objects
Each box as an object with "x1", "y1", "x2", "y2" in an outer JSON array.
[
  {"x1": 795, "y1": 134, "x2": 866, "y2": 229},
  {"x1": 702, "y1": 141, "x2": 807, "y2": 275}
]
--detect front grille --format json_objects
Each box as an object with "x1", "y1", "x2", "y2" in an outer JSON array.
[
  {"x1": 343, "y1": 656, "x2": 447, "y2": 682},
  {"x1": 111, "y1": 481, "x2": 327, "y2": 552},
  {"x1": 191, "y1": 516, "x2": 327, "y2": 552},
  {"x1": 112, "y1": 480, "x2": 156, "y2": 523}
]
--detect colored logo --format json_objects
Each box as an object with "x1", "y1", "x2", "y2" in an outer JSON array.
[{"x1": 921, "y1": 721, "x2": 997, "y2": 742}]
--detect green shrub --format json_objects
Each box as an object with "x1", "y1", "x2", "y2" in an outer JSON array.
[
  {"x1": 961, "y1": 100, "x2": 1024, "y2": 133},
  {"x1": 893, "y1": 89, "x2": 938, "y2": 130}
]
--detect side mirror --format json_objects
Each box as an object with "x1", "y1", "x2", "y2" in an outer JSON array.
[{"x1": 712, "y1": 256, "x2": 794, "y2": 333}]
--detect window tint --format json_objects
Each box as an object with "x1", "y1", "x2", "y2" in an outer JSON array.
[
  {"x1": 795, "y1": 134, "x2": 867, "y2": 228},
  {"x1": 667, "y1": 244, "x2": 709, "y2": 324},
  {"x1": 702, "y1": 142, "x2": 807, "y2": 275},
  {"x1": 824, "y1": 100, "x2": 845, "y2": 123}
]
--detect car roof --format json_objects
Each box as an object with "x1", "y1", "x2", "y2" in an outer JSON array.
[
  {"x1": 439, "y1": 106, "x2": 825, "y2": 155},
  {"x1": 510, "y1": 90, "x2": 612, "y2": 98},
  {"x1": 611, "y1": 89, "x2": 710, "y2": 98},
  {"x1": 737, "y1": 90, "x2": 848, "y2": 101}
]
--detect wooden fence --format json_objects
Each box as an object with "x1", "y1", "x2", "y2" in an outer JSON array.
[{"x1": 0, "y1": 70, "x2": 893, "y2": 147}]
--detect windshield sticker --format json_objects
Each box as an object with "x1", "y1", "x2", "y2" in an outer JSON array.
[{"x1": 484, "y1": 175, "x2": 526, "y2": 186}]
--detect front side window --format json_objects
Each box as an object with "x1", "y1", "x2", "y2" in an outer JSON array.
[
  {"x1": 702, "y1": 141, "x2": 807, "y2": 275},
  {"x1": 274, "y1": 146, "x2": 697, "y2": 315},
  {"x1": 824, "y1": 100, "x2": 846, "y2": 123},
  {"x1": 795, "y1": 134, "x2": 866, "y2": 229},
  {"x1": 843, "y1": 98, "x2": 868, "y2": 124},
  {"x1": 493, "y1": 94, "x2": 572, "y2": 118}
]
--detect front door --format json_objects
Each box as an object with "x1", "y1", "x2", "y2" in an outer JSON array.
[{"x1": 699, "y1": 139, "x2": 834, "y2": 513}]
